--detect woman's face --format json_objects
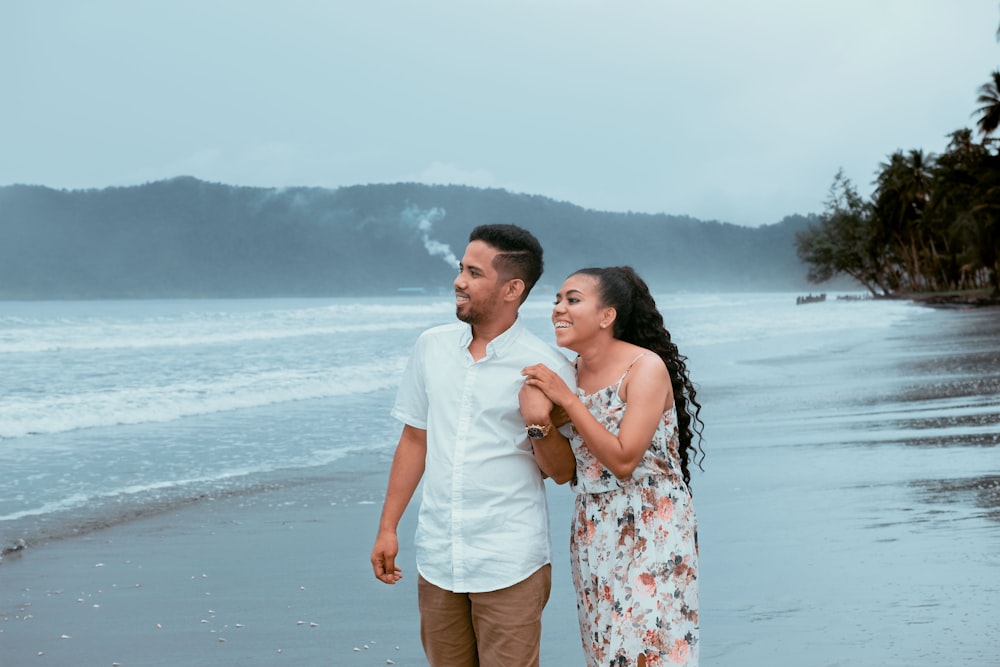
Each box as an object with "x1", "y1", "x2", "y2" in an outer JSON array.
[{"x1": 551, "y1": 273, "x2": 609, "y2": 351}]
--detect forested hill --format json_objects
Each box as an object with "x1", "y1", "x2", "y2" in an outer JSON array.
[{"x1": 0, "y1": 176, "x2": 825, "y2": 299}]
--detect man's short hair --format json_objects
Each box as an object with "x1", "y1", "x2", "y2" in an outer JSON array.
[{"x1": 469, "y1": 224, "x2": 544, "y2": 300}]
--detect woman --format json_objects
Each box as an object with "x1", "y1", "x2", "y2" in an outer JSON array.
[{"x1": 520, "y1": 266, "x2": 705, "y2": 667}]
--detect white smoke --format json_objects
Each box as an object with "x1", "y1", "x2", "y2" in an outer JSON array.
[{"x1": 403, "y1": 206, "x2": 458, "y2": 269}]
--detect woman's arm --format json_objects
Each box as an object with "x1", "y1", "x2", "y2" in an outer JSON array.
[{"x1": 524, "y1": 357, "x2": 671, "y2": 480}]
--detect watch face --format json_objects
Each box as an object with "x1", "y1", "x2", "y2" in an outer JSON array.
[{"x1": 527, "y1": 426, "x2": 546, "y2": 439}]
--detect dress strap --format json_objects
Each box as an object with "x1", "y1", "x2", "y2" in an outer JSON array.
[
  {"x1": 618, "y1": 352, "x2": 652, "y2": 384},
  {"x1": 610, "y1": 352, "x2": 653, "y2": 403},
  {"x1": 625, "y1": 351, "x2": 651, "y2": 372}
]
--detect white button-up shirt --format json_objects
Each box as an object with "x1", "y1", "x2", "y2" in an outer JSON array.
[{"x1": 392, "y1": 317, "x2": 576, "y2": 593}]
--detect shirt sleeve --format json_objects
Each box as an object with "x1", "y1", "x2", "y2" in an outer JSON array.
[
  {"x1": 391, "y1": 332, "x2": 429, "y2": 429},
  {"x1": 552, "y1": 351, "x2": 578, "y2": 438},
  {"x1": 554, "y1": 354, "x2": 576, "y2": 390}
]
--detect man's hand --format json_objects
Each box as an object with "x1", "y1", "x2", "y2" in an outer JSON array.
[
  {"x1": 519, "y1": 382, "x2": 554, "y2": 426},
  {"x1": 521, "y1": 363, "x2": 575, "y2": 408},
  {"x1": 371, "y1": 425, "x2": 426, "y2": 585},
  {"x1": 371, "y1": 530, "x2": 403, "y2": 584}
]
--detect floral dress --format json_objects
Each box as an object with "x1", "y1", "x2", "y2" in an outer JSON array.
[{"x1": 569, "y1": 354, "x2": 699, "y2": 667}]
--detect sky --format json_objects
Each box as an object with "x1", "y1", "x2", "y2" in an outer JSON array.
[{"x1": 2, "y1": 1, "x2": 998, "y2": 227}]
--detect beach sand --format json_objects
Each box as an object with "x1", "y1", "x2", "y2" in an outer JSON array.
[
  {"x1": 0, "y1": 471, "x2": 583, "y2": 666},
  {"x1": 3, "y1": 304, "x2": 999, "y2": 666},
  {"x1": 1, "y1": 470, "x2": 434, "y2": 666}
]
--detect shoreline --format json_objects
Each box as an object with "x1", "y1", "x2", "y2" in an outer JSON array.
[
  {"x1": 796, "y1": 287, "x2": 1000, "y2": 308},
  {"x1": 905, "y1": 290, "x2": 1000, "y2": 308},
  {"x1": 876, "y1": 287, "x2": 1000, "y2": 308},
  {"x1": 0, "y1": 482, "x2": 431, "y2": 666}
]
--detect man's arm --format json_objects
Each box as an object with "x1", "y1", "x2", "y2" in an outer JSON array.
[
  {"x1": 520, "y1": 383, "x2": 576, "y2": 484},
  {"x1": 370, "y1": 424, "x2": 427, "y2": 584}
]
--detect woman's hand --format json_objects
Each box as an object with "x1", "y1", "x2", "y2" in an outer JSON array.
[{"x1": 521, "y1": 363, "x2": 575, "y2": 408}]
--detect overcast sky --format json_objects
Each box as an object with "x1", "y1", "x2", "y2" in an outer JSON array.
[{"x1": 2, "y1": 1, "x2": 998, "y2": 227}]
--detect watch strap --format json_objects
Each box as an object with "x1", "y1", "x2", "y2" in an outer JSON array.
[{"x1": 526, "y1": 423, "x2": 552, "y2": 439}]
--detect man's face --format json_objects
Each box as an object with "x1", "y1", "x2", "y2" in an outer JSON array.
[{"x1": 453, "y1": 240, "x2": 507, "y2": 325}]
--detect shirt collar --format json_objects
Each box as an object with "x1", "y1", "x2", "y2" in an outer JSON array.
[{"x1": 458, "y1": 316, "x2": 524, "y2": 358}]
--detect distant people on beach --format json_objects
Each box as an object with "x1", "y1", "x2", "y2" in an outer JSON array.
[
  {"x1": 520, "y1": 266, "x2": 705, "y2": 667},
  {"x1": 797, "y1": 292, "x2": 875, "y2": 304},
  {"x1": 796, "y1": 292, "x2": 826, "y2": 305},
  {"x1": 370, "y1": 224, "x2": 576, "y2": 667}
]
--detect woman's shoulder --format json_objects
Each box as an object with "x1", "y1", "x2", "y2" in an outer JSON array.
[
  {"x1": 621, "y1": 344, "x2": 666, "y2": 373},
  {"x1": 618, "y1": 346, "x2": 669, "y2": 400}
]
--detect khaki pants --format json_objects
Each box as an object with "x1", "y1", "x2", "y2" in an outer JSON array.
[{"x1": 417, "y1": 564, "x2": 552, "y2": 667}]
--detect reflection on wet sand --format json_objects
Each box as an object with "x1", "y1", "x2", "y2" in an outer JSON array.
[
  {"x1": 887, "y1": 308, "x2": 1000, "y2": 520},
  {"x1": 697, "y1": 303, "x2": 1000, "y2": 666},
  {"x1": 914, "y1": 475, "x2": 1000, "y2": 523}
]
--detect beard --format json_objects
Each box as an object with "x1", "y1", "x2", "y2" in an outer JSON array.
[
  {"x1": 455, "y1": 287, "x2": 503, "y2": 326},
  {"x1": 455, "y1": 302, "x2": 479, "y2": 325}
]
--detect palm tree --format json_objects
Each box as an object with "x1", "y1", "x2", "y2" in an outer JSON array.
[
  {"x1": 974, "y1": 69, "x2": 1000, "y2": 137},
  {"x1": 926, "y1": 130, "x2": 991, "y2": 289},
  {"x1": 873, "y1": 149, "x2": 934, "y2": 289}
]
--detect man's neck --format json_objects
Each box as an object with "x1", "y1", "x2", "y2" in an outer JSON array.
[{"x1": 468, "y1": 312, "x2": 518, "y2": 361}]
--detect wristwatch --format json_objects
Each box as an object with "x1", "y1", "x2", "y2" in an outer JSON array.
[{"x1": 525, "y1": 423, "x2": 552, "y2": 439}]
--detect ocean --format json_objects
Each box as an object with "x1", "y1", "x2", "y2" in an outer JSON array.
[
  {"x1": 2, "y1": 292, "x2": 999, "y2": 665},
  {"x1": 0, "y1": 291, "x2": 921, "y2": 557},
  {"x1": 0, "y1": 294, "x2": 904, "y2": 550}
]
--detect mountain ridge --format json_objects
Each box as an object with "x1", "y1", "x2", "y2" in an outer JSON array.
[{"x1": 0, "y1": 177, "x2": 834, "y2": 299}]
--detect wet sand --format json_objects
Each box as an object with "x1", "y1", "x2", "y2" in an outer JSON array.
[
  {"x1": 2, "y1": 304, "x2": 999, "y2": 666},
  {"x1": 693, "y1": 304, "x2": 1000, "y2": 666}
]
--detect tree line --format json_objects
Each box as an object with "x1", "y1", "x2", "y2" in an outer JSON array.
[
  {"x1": 796, "y1": 57, "x2": 1000, "y2": 297},
  {"x1": 0, "y1": 177, "x2": 824, "y2": 299}
]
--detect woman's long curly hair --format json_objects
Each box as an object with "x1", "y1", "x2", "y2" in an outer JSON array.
[{"x1": 574, "y1": 266, "x2": 706, "y2": 487}]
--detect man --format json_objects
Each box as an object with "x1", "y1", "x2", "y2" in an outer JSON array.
[{"x1": 370, "y1": 224, "x2": 577, "y2": 667}]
